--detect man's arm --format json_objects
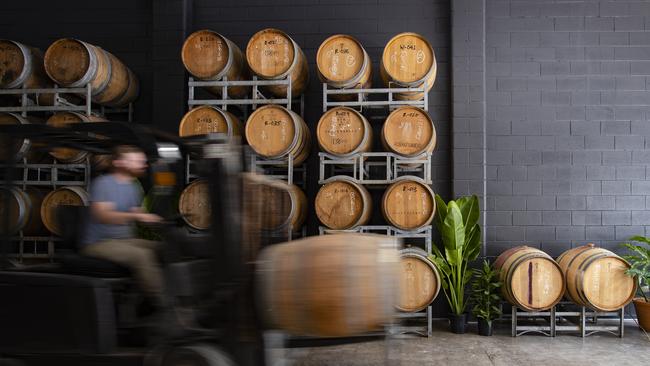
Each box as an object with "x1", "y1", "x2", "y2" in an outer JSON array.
[{"x1": 91, "y1": 201, "x2": 161, "y2": 225}]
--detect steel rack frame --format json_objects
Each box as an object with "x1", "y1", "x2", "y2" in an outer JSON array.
[
  {"x1": 318, "y1": 152, "x2": 432, "y2": 185},
  {"x1": 322, "y1": 82, "x2": 428, "y2": 113}
]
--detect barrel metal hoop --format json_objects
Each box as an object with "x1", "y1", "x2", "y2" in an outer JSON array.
[
  {"x1": 92, "y1": 48, "x2": 112, "y2": 97},
  {"x1": 272, "y1": 38, "x2": 301, "y2": 80},
  {"x1": 505, "y1": 252, "x2": 552, "y2": 310},
  {"x1": 211, "y1": 35, "x2": 235, "y2": 81},
  {"x1": 68, "y1": 40, "x2": 99, "y2": 88},
  {"x1": 575, "y1": 253, "x2": 612, "y2": 309},
  {"x1": 564, "y1": 247, "x2": 595, "y2": 304},
  {"x1": 5, "y1": 41, "x2": 33, "y2": 89}
]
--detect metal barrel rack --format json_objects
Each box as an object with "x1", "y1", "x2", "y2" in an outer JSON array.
[
  {"x1": 322, "y1": 82, "x2": 428, "y2": 113},
  {"x1": 318, "y1": 152, "x2": 432, "y2": 185}
]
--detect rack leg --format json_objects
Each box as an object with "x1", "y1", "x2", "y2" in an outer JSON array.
[
  {"x1": 550, "y1": 306, "x2": 556, "y2": 337},
  {"x1": 581, "y1": 306, "x2": 586, "y2": 338},
  {"x1": 511, "y1": 306, "x2": 516, "y2": 337},
  {"x1": 619, "y1": 307, "x2": 624, "y2": 338}
]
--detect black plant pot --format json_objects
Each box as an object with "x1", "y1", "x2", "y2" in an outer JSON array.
[
  {"x1": 478, "y1": 318, "x2": 493, "y2": 336},
  {"x1": 449, "y1": 313, "x2": 467, "y2": 334}
]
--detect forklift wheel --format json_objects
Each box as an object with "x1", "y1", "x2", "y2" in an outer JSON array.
[{"x1": 161, "y1": 343, "x2": 235, "y2": 366}]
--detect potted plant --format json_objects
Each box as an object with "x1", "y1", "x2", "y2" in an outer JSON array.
[
  {"x1": 470, "y1": 260, "x2": 502, "y2": 336},
  {"x1": 428, "y1": 195, "x2": 481, "y2": 334},
  {"x1": 621, "y1": 236, "x2": 650, "y2": 331}
]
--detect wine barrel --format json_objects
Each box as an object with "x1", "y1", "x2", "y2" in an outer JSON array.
[
  {"x1": 182, "y1": 30, "x2": 249, "y2": 98},
  {"x1": 41, "y1": 186, "x2": 89, "y2": 236},
  {"x1": 44, "y1": 38, "x2": 138, "y2": 106},
  {"x1": 246, "y1": 28, "x2": 309, "y2": 97},
  {"x1": 256, "y1": 234, "x2": 400, "y2": 337},
  {"x1": 0, "y1": 113, "x2": 45, "y2": 162},
  {"x1": 179, "y1": 179, "x2": 211, "y2": 231},
  {"x1": 46, "y1": 112, "x2": 107, "y2": 163},
  {"x1": 316, "y1": 107, "x2": 372, "y2": 157},
  {"x1": 381, "y1": 177, "x2": 435, "y2": 230},
  {"x1": 380, "y1": 32, "x2": 436, "y2": 101},
  {"x1": 557, "y1": 244, "x2": 636, "y2": 312},
  {"x1": 109, "y1": 68, "x2": 139, "y2": 107},
  {"x1": 316, "y1": 34, "x2": 371, "y2": 100},
  {"x1": 398, "y1": 247, "x2": 441, "y2": 312},
  {"x1": 382, "y1": 106, "x2": 436, "y2": 157},
  {"x1": 179, "y1": 105, "x2": 242, "y2": 138},
  {"x1": 248, "y1": 174, "x2": 307, "y2": 231},
  {"x1": 315, "y1": 176, "x2": 372, "y2": 230},
  {"x1": 0, "y1": 40, "x2": 55, "y2": 105},
  {"x1": 245, "y1": 105, "x2": 310, "y2": 165},
  {"x1": 494, "y1": 246, "x2": 565, "y2": 311},
  {"x1": 0, "y1": 187, "x2": 45, "y2": 236}
]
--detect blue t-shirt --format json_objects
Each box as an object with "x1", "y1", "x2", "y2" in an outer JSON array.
[{"x1": 82, "y1": 174, "x2": 142, "y2": 246}]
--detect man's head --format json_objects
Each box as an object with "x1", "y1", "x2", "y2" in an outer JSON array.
[{"x1": 111, "y1": 145, "x2": 148, "y2": 177}]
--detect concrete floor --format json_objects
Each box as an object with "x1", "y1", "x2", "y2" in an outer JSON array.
[{"x1": 283, "y1": 321, "x2": 650, "y2": 366}]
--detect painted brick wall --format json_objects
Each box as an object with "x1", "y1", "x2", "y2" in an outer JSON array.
[{"x1": 484, "y1": 0, "x2": 650, "y2": 257}]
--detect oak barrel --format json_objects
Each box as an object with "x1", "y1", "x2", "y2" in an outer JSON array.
[
  {"x1": 245, "y1": 105, "x2": 310, "y2": 165},
  {"x1": 44, "y1": 38, "x2": 138, "y2": 106},
  {"x1": 398, "y1": 247, "x2": 441, "y2": 312},
  {"x1": 246, "y1": 28, "x2": 308, "y2": 97},
  {"x1": 182, "y1": 30, "x2": 249, "y2": 98},
  {"x1": 381, "y1": 176, "x2": 435, "y2": 230},
  {"x1": 316, "y1": 34, "x2": 371, "y2": 100},
  {"x1": 557, "y1": 244, "x2": 636, "y2": 312},
  {"x1": 315, "y1": 176, "x2": 372, "y2": 230},
  {"x1": 46, "y1": 112, "x2": 107, "y2": 163},
  {"x1": 0, "y1": 40, "x2": 55, "y2": 105},
  {"x1": 256, "y1": 234, "x2": 400, "y2": 337},
  {"x1": 179, "y1": 179, "x2": 211, "y2": 231},
  {"x1": 380, "y1": 32, "x2": 436, "y2": 101},
  {"x1": 0, "y1": 113, "x2": 44, "y2": 162},
  {"x1": 179, "y1": 105, "x2": 242, "y2": 138},
  {"x1": 317, "y1": 106, "x2": 372, "y2": 157},
  {"x1": 382, "y1": 106, "x2": 436, "y2": 157},
  {"x1": 251, "y1": 175, "x2": 307, "y2": 231},
  {"x1": 0, "y1": 187, "x2": 46, "y2": 236},
  {"x1": 41, "y1": 186, "x2": 89, "y2": 236},
  {"x1": 494, "y1": 246, "x2": 565, "y2": 311}
]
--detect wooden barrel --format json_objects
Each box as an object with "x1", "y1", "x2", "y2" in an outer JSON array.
[
  {"x1": 0, "y1": 40, "x2": 55, "y2": 106},
  {"x1": 178, "y1": 105, "x2": 242, "y2": 138},
  {"x1": 380, "y1": 32, "x2": 436, "y2": 101},
  {"x1": 44, "y1": 38, "x2": 137, "y2": 106},
  {"x1": 557, "y1": 244, "x2": 636, "y2": 312},
  {"x1": 182, "y1": 30, "x2": 249, "y2": 98},
  {"x1": 179, "y1": 179, "x2": 211, "y2": 231},
  {"x1": 0, "y1": 113, "x2": 45, "y2": 162},
  {"x1": 41, "y1": 186, "x2": 89, "y2": 236},
  {"x1": 46, "y1": 112, "x2": 107, "y2": 163},
  {"x1": 109, "y1": 68, "x2": 139, "y2": 107},
  {"x1": 382, "y1": 106, "x2": 436, "y2": 157},
  {"x1": 381, "y1": 177, "x2": 435, "y2": 230},
  {"x1": 0, "y1": 187, "x2": 45, "y2": 236},
  {"x1": 250, "y1": 175, "x2": 307, "y2": 231},
  {"x1": 256, "y1": 234, "x2": 400, "y2": 337},
  {"x1": 316, "y1": 34, "x2": 371, "y2": 100},
  {"x1": 317, "y1": 107, "x2": 372, "y2": 157},
  {"x1": 398, "y1": 247, "x2": 441, "y2": 312},
  {"x1": 315, "y1": 176, "x2": 372, "y2": 230},
  {"x1": 246, "y1": 28, "x2": 309, "y2": 97},
  {"x1": 494, "y1": 246, "x2": 565, "y2": 311},
  {"x1": 245, "y1": 105, "x2": 310, "y2": 165}
]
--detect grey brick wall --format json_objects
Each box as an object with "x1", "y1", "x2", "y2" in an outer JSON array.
[{"x1": 484, "y1": 0, "x2": 650, "y2": 256}]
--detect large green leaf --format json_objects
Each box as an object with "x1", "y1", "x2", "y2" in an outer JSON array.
[
  {"x1": 629, "y1": 236, "x2": 650, "y2": 245},
  {"x1": 441, "y1": 201, "x2": 465, "y2": 251},
  {"x1": 457, "y1": 195, "x2": 480, "y2": 233},
  {"x1": 434, "y1": 194, "x2": 448, "y2": 232},
  {"x1": 464, "y1": 225, "x2": 482, "y2": 261}
]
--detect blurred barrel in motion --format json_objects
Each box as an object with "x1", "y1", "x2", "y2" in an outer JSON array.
[
  {"x1": 256, "y1": 234, "x2": 400, "y2": 337},
  {"x1": 0, "y1": 40, "x2": 55, "y2": 105},
  {"x1": 382, "y1": 106, "x2": 436, "y2": 157},
  {"x1": 179, "y1": 179, "x2": 211, "y2": 231},
  {"x1": 398, "y1": 247, "x2": 441, "y2": 312},
  {"x1": 381, "y1": 176, "x2": 435, "y2": 230},
  {"x1": 316, "y1": 34, "x2": 371, "y2": 100},
  {"x1": 44, "y1": 38, "x2": 138, "y2": 106},
  {"x1": 494, "y1": 246, "x2": 565, "y2": 311},
  {"x1": 380, "y1": 32, "x2": 436, "y2": 100},
  {"x1": 317, "y1": 106, "x2": 372, "y2": 157},
  {"x1": 182, "y1": 30, "x2": 249, "y2": 98},
  {"x1": 46, "y1": 112, "x2": 107, "y2": 163},
  {"x1": 0, "y1": 186, "x2": 46, "y2": 236},
  {"x1": 557, "y1": 244, "x2": 636, "y2": 312},
  {"x1": 245, "y1": 105, "x2": 310, "y2": 165},
  {"x1": 0, "y1": 112, "x2": 45, "y2": 162},
  {"x1": 41, "y1": 186, "x2": 89, "y2": 235},
  {"x1": 246, "y1": 28, "x2": 308, "y2": 97},
  {"x1": 179, "y1": 105, "x2": 242, "y2": 138},
  {"x1": 251, "y1": 175, "x2": 307, "y2": 231},
  {"x1": 315, "y1": 176, "x2": 372, "y2": 230}
]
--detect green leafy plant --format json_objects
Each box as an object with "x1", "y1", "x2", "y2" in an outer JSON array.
[
  {"x1": 621, "y1": 236, "x2": 650, "y2": 302},
  {"x1": 428, "y1": 194, "x2": 481, "y2": 315},
  {"x1": 471, "y1": 260, "x2": 502, "y2": 323}
]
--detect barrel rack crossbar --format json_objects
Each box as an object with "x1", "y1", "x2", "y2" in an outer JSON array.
[
  {"x1": 322, "y1": 82, "x2": 428, "y2": 113},
  {"x1": 318, "y1": 152, "x2": 432, "y2": 185},
  {"x1": 187, "y1": 76, "x2": 304, "y2": 116},
  {"x1": 319, "y1": 224, "x2": 434, "y2": 337},
  {"x1": 510, "y1": 302, "x2": 625, "y2": 337},
  {"x1": 0, "y1": 84, "x2": 133, "y2": 121},
  {"x1": 249, "y1": 153, "x2": 307, "y2": 188}
]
